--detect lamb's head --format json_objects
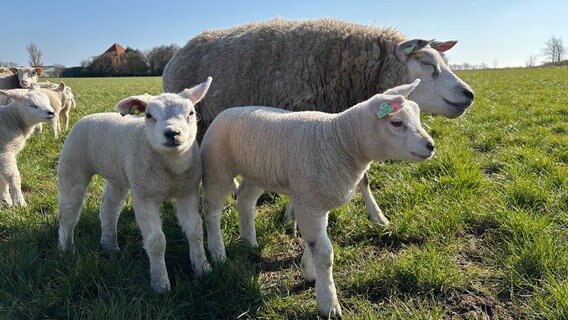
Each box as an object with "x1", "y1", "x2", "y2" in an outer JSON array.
[
  {"x1": 359, "y1": 80, "x2": 434, "y2": 162},
  {"x1": 9, "y1": 67, "x2": 43, "y2": 89},
  {"x1": 0, "y1": 84, "x2": 55, "y2": 123},
  {"x1": 116, "y1": 77, "x2": 212, "y2": 153},
  {"x1": 395, "y1": 39, "x2": 474, "y2": 119}
]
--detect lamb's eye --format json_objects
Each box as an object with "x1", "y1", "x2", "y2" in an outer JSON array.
[
  {"x1": 146, "y1": 113, "x2": 153, "y2": 119},
  {"x1": 391, "y1": 120, "x2": 403, "y2": 127},
  {"x1": 189, "y1": 111, "x2": 195, "y2": 116},
  {"x1": 421, "y1": 60, "x2": 434, "y2": 67},
  {"x1": 28, "y1": 104, "x2": 38, "y2": 109}
]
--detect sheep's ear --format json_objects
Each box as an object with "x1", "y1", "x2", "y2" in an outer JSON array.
[
  {"x1": 372, "y1": 96, "x2": 405, "y2": 119},
  {"x1": 396, "y1": 39, "x2": 433, "y2": 59},
  {"x1": 430, "y1": 40, "x2": 457, "y2": 53},
  {"x1": 29, "y1": 83, "x2": 41, "y2": 91},
  {"x1": 179, "y1": 76, "x2": 212, "y2": 104},
  {"x1": 115, "y1": 94, "x2": 153, "y2": 116},
  {"x1": 58, "y1": 82, "x2": 66, "y2": 90},
  {"x1": 383, "y1": 79, "x2": 421, "y2": 97},
  {"x1": 34, "y1": 67, "x2": 43, "y2": 74},
  {"x1": 9, "y1": 67, "x2": 18, "y2": 74},
  {"x1": 0, "y1": 89, "x2": 25, "y2": 101}
]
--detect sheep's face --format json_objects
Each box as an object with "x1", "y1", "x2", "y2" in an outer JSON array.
[
  {"x1": 9, "y1": 67, "x2": 42, "y2": 89},
  {"x1": 115, "y1": 77, "x2": 212, "y2": 154},
  {"x1": 0, "y1": 85, "x2": 55, "y2": 123},
  {"x1": 143, "y1": 95, "x2": 198, "y2": 153},
  {"x1": 362, "y1": 81, "x2": 434, "y2": 162},
  {"x1": 396, "y1": 40, "x2": 474, "y2": 119}
]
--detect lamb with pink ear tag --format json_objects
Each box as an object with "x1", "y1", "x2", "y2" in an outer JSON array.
[{"x1": 57, "y1": 77, "x2": 213, "y2": 293}]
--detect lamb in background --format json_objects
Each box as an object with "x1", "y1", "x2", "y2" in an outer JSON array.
[
  {"x1": 0, "y1": 67, "x2": 43, "y2": 89},
  {"x1": 58, "y1": 78, "x2": 213, "y2": 292},
  {"x1": 0, "y1": 82, "x2": 70, "y2": 138},
  {"x1": 0, "y1": 84, "x2": 55, "y2": 207},
  {"x1": 201, "y1": 81, "x2": 434, "y2": 317},
  {"x1": 163, "y1": 18, "x2": 474, "y2": 226}
]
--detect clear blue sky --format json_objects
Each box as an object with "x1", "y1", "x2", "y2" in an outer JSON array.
[{"x1": 2, "y1": 0, "x2": 566, "y2": 68}]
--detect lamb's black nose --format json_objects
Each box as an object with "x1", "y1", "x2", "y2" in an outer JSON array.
[
  {"x1": 47, "y1": 111, "x2": 55, "y2": 116},
  {"x1": 463, "y1": 88, "x2": 474, "y2": 101},
  {"x1": 426, "y1": 142, "x2": 435, "y2": 152},
  {"x1": 164, "y1": 130, "x2": 180, "y2": 140}
]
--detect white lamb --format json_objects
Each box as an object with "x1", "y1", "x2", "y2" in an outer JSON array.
[
  {"x1": 0, "y1": 67, "x2": 43, "y2": 89},
  {"x1": 201, "y1": 80, "x2": 434, "y2": 317},
  {"x1": 0, "y1": 84, "x2": 55, "y2": 207},
  {"x1": 0, "y1": 84, "x2": 67, "y2": 138},
  {"x1": 58, "y1": 78, "x2": 213, "y2": 292}
]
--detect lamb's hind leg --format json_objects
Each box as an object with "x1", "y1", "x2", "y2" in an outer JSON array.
[
  {"x1": 132, "y1": 194, "x2": 170, "y2": 293},
  {"x1": 0, "y1": 154, "x2": 26, "y2": 207},
  {"x1": 99, "y1": 181, "x2": 128, "y2": 251},
  {"x1": 176, "y1": 188, "x2": 211, "y2": 277},
  {"x1": 236, "y1": 179, "x2": 264, "y2": 247},
  {"x1": 58, "y1": 171, "x2": 92, "y2": 251},
  {"x1": 358, "y1": 171, "x2": 390, "y2": 225},
  {"x1": 0, "y1": 175, "x2": 12, "y2": 207},
  {"x1": 203, "y1": 175, "x2": 234, "y2": 263}
]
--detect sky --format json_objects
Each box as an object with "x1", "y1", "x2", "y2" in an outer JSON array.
[{"x1": 2, "y1": 0, "x2": 567, "y2": 68}]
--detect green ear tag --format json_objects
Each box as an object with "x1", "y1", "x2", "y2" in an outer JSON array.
[
  {"x1": 376, "y1": 102, "x2": 394, "y2": 118},
  {"x1": 129, "y1": 106, "x2": 141, "y2": 115},
  {"x1": 403, "y1": 43, "x2": 416, "y2": 54}
]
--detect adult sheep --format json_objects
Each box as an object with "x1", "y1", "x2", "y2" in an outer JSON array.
[
  {"x1": 163, "y1": 18, "x2": 475, "y2": 225},
  {"x1": 0, "y1": 67, "x2": 43, "y2": 89}
]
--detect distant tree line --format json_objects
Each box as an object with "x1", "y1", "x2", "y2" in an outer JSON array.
[{"x1": 80, "y1": 44, "x2": 180, "y2": 77}]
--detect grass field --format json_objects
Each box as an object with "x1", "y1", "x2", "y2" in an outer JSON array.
[{"x1": 1, "y1": 68, "x2": 567, "y2": 319}]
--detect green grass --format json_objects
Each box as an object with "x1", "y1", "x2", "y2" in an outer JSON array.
[{"x1": 1, "y1": 68, "x2": 567, "y2": 319}]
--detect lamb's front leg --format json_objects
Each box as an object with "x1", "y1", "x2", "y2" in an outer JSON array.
[
  {"x1": 132, "y1": 195, "x2": 170, "y2": 292},
  {"x1": 296, "y1": 209, "x2": 342, "y2": 318},
  {"x1": 0, "y1": 154, "x2": 26, "y2": 207},
  {"x1": 176, "y1": 191, "x2": 212, "y2": 277},
  {"x1": 358, "y1": 171, "x2": 390, "y2": 225}
]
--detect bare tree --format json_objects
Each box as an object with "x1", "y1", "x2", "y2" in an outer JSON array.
[
  {"x1": 525, "y1": 54, "x2": 538, "y2": 68},
  {"x1": 542, "y1": 36, "x2": 566, "y2": 63},
  {"x1": 27, "y1": 43, "x2": 43, "y2": 66}
]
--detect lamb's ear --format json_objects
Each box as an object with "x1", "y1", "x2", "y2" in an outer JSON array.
[
  {"x1": 179, "y1": 76, "x2": 212, "y2": 104},
  {"x1": 34, "y1": 67, "x2": 43, "y2": 74},
  {"x1": 0, "y1": 89, "x2": 25, "y2": 101},
  {"x1": 372, "y1": 95, "x2": 405, "y2": 119},
  {"x1": 383, "y1": 79, "x2": 421, "y2": 97},
  {"x1": 397, "y1": 39, "x2": 432, "y2": 56},
  {"x1": 430, "y1": 40, "x2": 457, "y2": 53},
  {"x1": 115, "y1": 94, "x2": 153, "y2": 116},
  {"x1": 58, "y1": 82, "x2": 66, "y2": 90},
  {"x1": 9, "y1": 67, "x2": 18, "y2": 74}
]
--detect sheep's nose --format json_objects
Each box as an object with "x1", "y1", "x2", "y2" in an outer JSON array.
[
  {"x1": 426, "y1": 142, "x2": 435, "y2": 152},
  {"x1": 463, "y1": 88, "x2": 474, "y2": 101},
  {"x1": 164, "y1": 130, "x2": 180, "y2": 140},
  {"x1": 47, "y1": 111, "x2": 55, "y2": 116}
]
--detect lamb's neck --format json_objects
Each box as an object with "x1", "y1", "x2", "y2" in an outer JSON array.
[
  {"x1": 324, "y1": 109, "x2": 373, "y2": 177},
  {"x1": 5, "y1": 104, "x2": 34, "y2": 138}
]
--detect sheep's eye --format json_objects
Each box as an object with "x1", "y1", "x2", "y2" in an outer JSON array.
[
  {"x1": 421, "y1": 60, "x2": 434, "y2": 67},
  {"x1": 391, "y1": 120, "x2": 403, "y2": 127},
  {"x1": 28, "y1": 104, "x2": 38, "y2": 109},
  {"x1": 189, "y1": 111, "x2": 195, "y2": 116},
  {"x1": 146, "y1": 113, "x2": 153, "y2": 119}
]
